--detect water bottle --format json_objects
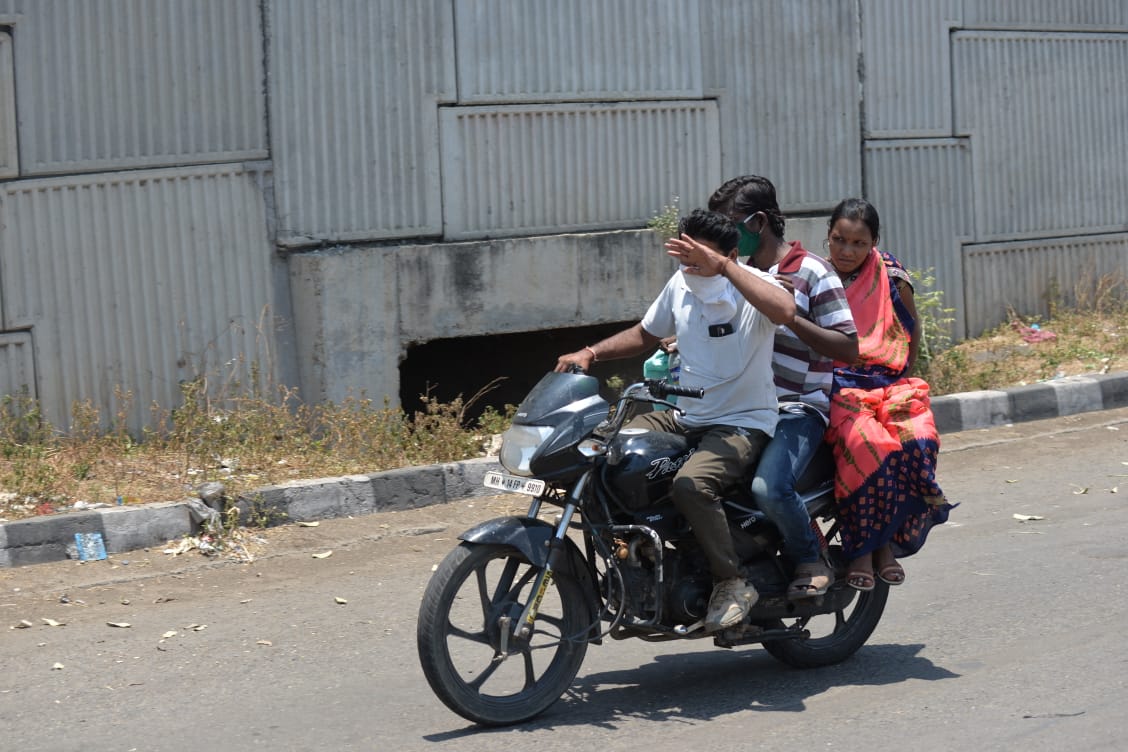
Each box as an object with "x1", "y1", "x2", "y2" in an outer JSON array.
[
  {"x1": 643, "y1": 349, "x2": 672, "y2": 411},
  {"x1": 667, "y1": 351, "x2": 681, "y2": 407}
]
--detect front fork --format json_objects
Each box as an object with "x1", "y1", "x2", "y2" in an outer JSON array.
[{"x1": 510, "y1": 473, "x2": 588, "y2": 642}]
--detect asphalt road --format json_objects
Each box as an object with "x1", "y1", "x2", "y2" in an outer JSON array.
[{"x1": 2, "y1": 408, "x2": 1127, "y2": 752}]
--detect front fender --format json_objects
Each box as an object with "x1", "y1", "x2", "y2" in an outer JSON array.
[
  {"x1": 459, "y1": 516, "x2": 601, "y2": 642},
  {"x1": 459, "y1": 516, "x2": 556, "y2": 567}
]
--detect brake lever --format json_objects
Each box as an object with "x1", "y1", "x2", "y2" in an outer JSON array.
[{"x1": 650, "y1": 398, "x2": 683, "y2": 414}]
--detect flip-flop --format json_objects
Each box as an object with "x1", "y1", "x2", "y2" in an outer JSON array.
[
  {"x1": 877, "y1": 563, "x2": 906, "y2": 586},
  {"x1": 787, "y1": 562, "x2": 833, "y2": 600},
  {"x1": 846, "y1": 570, "x2": 875, "y2": 592}
]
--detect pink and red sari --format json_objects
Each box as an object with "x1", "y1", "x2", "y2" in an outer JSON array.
[{"x1": 826, "y1": 249, "x2": 952, "y2": 559}]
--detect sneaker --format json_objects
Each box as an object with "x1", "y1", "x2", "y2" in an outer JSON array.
[
  {"x1": 787, "y1": 559, "x2": 834, "y2": 600},
  {"x1": 705, "y1": 577, "x2": 758, "y2": 632}
]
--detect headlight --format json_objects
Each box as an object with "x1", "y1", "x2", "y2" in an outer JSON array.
[{"x1": 499, "y1": 425, "x2": 554, "y2": 476}]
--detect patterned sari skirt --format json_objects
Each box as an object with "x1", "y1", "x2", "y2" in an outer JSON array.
[{"x1": 826, "y1": 377, "x2": 953, "y2": 559}]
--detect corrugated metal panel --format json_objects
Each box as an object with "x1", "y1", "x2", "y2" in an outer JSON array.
[
  {"x1": 700, "y1": 0, "x2": 861, "y2": 211},
  {"x1": 0, "y1": 331, "x2": 35, "y2": 400},
  {"x1": 864, "y1": 138, "x2": 974, "y2": 337},
  {"x1": 862, "y1": 0, "x2": 962, "y2": 136},
  {"x1": 0, "y1": 164, "x2": 277, "y2": 432},
  {"x1": 4, "y1": 0, "x2": 266, "y2": 175},
  {"x1": 953, "y1": 31, "x2": 1128, "y2": 241},
  {"x1": 963, "y1": 233, "x2": 1128, "y2": 336},
  {"x1": 439, "y1": 102, "x2": 720, "y2": 241},
  {"x1": 0, "y1": 31, "x2": 15, "y2": 178},
  {"x1": 454, "y1": 0, "x2": 702, "y2": 103},
  {"x1": 962, "y1": 0, "x2": 1128, "y2": 30},
  {"x1": 269, "y1": 0, "x2": 456, "y2": 247}
]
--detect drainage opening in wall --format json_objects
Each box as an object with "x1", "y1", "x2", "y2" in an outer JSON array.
[{"x1": 399, "y1": 321, "x2": 647, "y2": 424}]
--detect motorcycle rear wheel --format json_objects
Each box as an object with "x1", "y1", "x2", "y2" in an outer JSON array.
[
  {"x1": 416, "y1": 542, "x2": 590, "y2": 726},
  {"x1": 761, "y1": 578, "x2": 889, "y2": 668}
]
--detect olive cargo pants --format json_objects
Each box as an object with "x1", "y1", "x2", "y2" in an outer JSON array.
[{"x1": 626, "y1": 411, "x2": 769, "y2": 581}]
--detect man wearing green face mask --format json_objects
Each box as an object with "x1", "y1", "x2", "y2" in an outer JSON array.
[{"x1": 707, "y1": 176, "x2": 859, "y2": 599}]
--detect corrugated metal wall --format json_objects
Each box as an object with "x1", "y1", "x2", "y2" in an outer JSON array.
[
  {"x1": 0, "y1": 31, "x2": 15, "y2": 178},
  {"x1": 439, "y1": 102, "x2": 720, "y2": 240},
  {"x1": 862, "y1": 0, "x2": 962, "y2": 136},
  {"x1": 952, "y1": 31, "x2": 1128, "y2": 241},
  {"x1": 964, "y1": 234, "x2": 1128, "y2": 334},
  {"x1": 864, "y1": 139, "x2": 974, "y2": 337},
  {"x1": 268, "y1": 0, "x2": 456, "y2": 246},
  {"x1": 454, "y1": 0, "x2": 702, "y2": 103},
  {"x1": 2, "y1": 0, "x2": 266, "y2": 175},
  {"x1": 961, "y1": 0, "x2": 1128, "y2": 29},
  {"x1": 861, "y1": 7, "x2": 1128, "y2": 338},
  {"x1": 0, "y1": 332, "x2": 34, "y2": 403},
  {"x1": 702, "y1": 0, "x2": 862, "y2": 210},
  {"x1": 0, "y1": 165, "x2": 278, "y2": 431}
]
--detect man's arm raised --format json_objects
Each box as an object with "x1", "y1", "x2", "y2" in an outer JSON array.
[{"x1": 665, "y1": 234, "x2": 796, "y2": 325}]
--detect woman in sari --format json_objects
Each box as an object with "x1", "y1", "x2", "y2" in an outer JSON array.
[{"x1": 823, "y1": 198, "x2": 953, "y2": 591}]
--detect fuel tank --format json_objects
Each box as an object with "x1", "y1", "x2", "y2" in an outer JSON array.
[{"x1": 602, "y1": 427, "x2": 693, "y2": 511}]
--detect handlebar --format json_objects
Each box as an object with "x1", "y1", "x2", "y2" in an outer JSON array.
[
  {"x1": 592, "y1": 379, "x2": 706, "y2": 439},
  {"x1": 645, "y1": 379, "x2": 704, "y2": 400}
]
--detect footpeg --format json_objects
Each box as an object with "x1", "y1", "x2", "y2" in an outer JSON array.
[{"x1": 673, "y1": 619, "x2": 705, "y2": 636}]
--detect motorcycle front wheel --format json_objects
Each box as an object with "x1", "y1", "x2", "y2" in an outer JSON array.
[{"x1": 416, "y1": 542, "x2": 590, "y2": 726}]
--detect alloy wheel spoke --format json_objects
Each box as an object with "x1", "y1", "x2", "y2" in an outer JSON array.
[
  {"x1": 521, "y1": 648, "x2": 538, "y2": 691},
  {"x1": 534, "y1": 613, "x2": 565, "y2": 636},
  {"x1": 490, "y1": 558, "x2": 521, "y2": 605},
  {"x1": 466, "y1": 653, "x2": 505, "y2": 690},
  {"x1": 507, "y1": 566, "x2": 538, "y2": 601},
  {"x1": 445, "y1": 623, "x2": 490, "y2": 645},
  {"x1": 474, "y1": 566, "x2": 493, "y2": 617}
]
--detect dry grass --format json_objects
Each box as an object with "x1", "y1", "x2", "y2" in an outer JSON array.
[
  {"x1": 922, "y1": 272, "x2": 1128, "y2": 395},
  {"x1": 0, "y1": 381, "x2": 512, "y2": 523},
  {"x1": 924, "y1": 309, "x2": 1128, "y2": 395}
]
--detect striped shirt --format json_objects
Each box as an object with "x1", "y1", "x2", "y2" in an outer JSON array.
[{"x1": 769, "y1": 242, "x2": 856, "y2": 420}]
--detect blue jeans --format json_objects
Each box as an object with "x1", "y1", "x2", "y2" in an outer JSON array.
[{"x1": 749, "y1": 407, "x2": 827, "y2": 565}]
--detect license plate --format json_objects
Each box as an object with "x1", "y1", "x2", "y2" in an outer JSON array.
[{"x1": 483, "y1": 471, "x2": 546, "y2": 496}]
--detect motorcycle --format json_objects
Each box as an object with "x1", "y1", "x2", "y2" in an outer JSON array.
[{"x1": 416, "y1": 370, "x2": 888, "y2": 726}]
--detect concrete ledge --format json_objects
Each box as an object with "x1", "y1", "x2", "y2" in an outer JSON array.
[
  {"x1": 100, "y1": 502, "x2": 194, "y2": 554},
  {"x1": 1007, "y1": 383, "x2": 1061, "y2": 423},
  {"x1": 3, "y1": 371, "x2": 1128, "y2": 568},
  {"x1": 932, "y1": 389, "x2": 1010, "y2": 433},
  {"x1": 929, "y1": 394, "x2": 964, "y2": 434},
  {"x1": 229, "y1": 457, "x2": 504, "y2": 526},
  {"x1": 1049, "y1": 375, "x2": 1105, "y2": 416},
  {"x1": 1093, "y1": 372, "x2": 1128, "y2": 408},
  {"x1": 3, "y1": 511, "x2": 105, "y2": 548}
]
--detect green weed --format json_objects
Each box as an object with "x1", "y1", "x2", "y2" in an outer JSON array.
[{"x1": 647, "y1": 197, "x2": 681, "y2": 239}]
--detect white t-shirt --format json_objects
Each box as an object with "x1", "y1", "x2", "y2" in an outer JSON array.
[{"x1": 641, "y1": 264, "x2": 780, "y2": 434}]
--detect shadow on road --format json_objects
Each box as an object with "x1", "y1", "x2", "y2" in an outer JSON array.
[{"x1": 423, "y1": 641, "x2": 959, "y2": 739}]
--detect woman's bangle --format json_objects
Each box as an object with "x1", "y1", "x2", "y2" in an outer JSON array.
[
  {"x1": 719, "y1": 257, "x2": 732, "y2": 277},
  {"x1": 584, "y1": 345, "x2": 599, "y2": 362}
]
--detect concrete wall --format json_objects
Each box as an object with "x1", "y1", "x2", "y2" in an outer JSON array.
[{"x1": 288, "y1": 231, "x2": 681, "y2": 404}]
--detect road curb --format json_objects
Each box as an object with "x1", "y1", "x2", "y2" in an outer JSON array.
[
  {"x1": 3, "y1": 372, "x2": 1128, "y2": 568},
  {"x1": 929, "y1": 372, "x2": 1128, "y2": 432}
]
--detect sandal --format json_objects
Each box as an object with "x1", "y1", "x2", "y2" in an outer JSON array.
[
  {"x1": 787, "y1": 560, "x2": 833, "y2": 600},
  {"x1": 877, "y1": 563, "x2": 906, "y2": 586},
  {"x1": 846, "y1": 570, "x2": 876, "y2": 592}
]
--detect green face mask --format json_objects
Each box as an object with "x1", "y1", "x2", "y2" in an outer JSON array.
[{"x1": 737, "y1": 220, "x2": 762, "y2": 257}]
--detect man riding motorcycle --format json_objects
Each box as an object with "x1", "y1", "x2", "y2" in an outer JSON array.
[{"x1": 554, "y1": 208, "x2": 795, "y2": 632}]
